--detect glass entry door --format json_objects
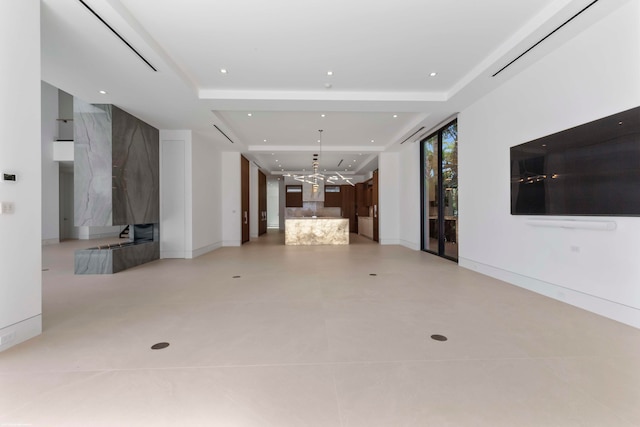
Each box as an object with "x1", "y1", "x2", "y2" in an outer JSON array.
[{"x1": 421, "y1": 120, "x2": 458, "y2": 261}]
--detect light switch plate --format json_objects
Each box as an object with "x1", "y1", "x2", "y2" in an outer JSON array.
[{"x1": 0, "y1": 201, "x2": 15, "y2": 214}]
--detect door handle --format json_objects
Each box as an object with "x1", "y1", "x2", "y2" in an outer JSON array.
[
  {"x1": 374, "y1": 205, "x2": 377, "y2": 218},
  {"x1": 244, "y1": 211, "x2": 248, "y2": 224}
]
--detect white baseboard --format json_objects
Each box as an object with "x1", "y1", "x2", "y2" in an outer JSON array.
[
  {"x1": 0, "y1": 314, "x2": 41, "y2": 353},
  {"x1": 379, "y1": 238, "x2": 401, "y2": 245},
  {"x1": 399, "y1": 239, "x2": 420, "y2": 251},
  {"x1": 188, "y1": 241, "x2": 222, "y2": 259},
  {"x1": 161, "y1": 250, "x2": 186, "y2": 259},
  {"x1": 42, "y1": 238, "x2": 60, "y2": 246},
  {"x1": 223, "y1": 240, "x2": 241, "y2": 247},
  {"x1": 459, "y1": 257, "x2": 640, "y2": 329}
]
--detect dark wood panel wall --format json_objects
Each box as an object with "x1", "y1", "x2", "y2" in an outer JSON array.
[
  {"x1": 241, "y1": 155, "x2": 250, "y2": 243},
  {"x1": 258, "y1": 170, "x2": 267, "y2": 235},
  {"x1": 341, "y1": 185, "x2": 357, "y2": 232}
]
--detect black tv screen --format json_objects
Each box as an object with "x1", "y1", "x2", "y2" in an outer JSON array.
[{"x1": 511, "y1": 106, "x2": 640, "y2": 216}]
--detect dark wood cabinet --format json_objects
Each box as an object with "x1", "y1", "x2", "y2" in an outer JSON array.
[
  {"x1": 285, "y1": 185, "x2": 303, "y2": 207},
  {"x1": 324, "y1": 185, "x2": 342, "y2": 207}
]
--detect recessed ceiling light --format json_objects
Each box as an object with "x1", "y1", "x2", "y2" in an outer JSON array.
[
  {"x1": 327, "y1": 71, "x2": 333, "y2": 76},
  {"x1": 429, "y1": 72, "x2": 437, "y2": 77},
  {"x1": 220, "y1": 69, "x2": 228, "y2": 74},
  {"x1": 271, "y1": 153, "x2": 274, "y2": 155},
  {"x1": 348, "y1": 165, "x2": 351, "y2": 168},
  {"x1": 353, "y1": 160, "x2": 356, "y2": 162},
  {"x1": 317, "y1": 139, "x2": 321, "y2": 143},
  {"x1": 618, "y1": 121, "x2": 623, "y2": 125},
  {"x1": 325, "y1": 83, "x2": 332, "y2": 89},
  {"x1": 321, "y1": 114, "x2": 326, "y2": 118},
  {"x1": 393, "y1": 114, "x2": 398, "y2": 118},
  {"x1": 275, "y1": 159, "x2": 279, "y2": 162},
  {"x1": 263, "y1": 139, "x2": 267, "y2": 142},
  {"x1": 99, "y1": 90, "x2": 107, "y2": 94},
  {"x1": 247, "y1": 113, "x2": 252, "y2": 117},
  {"x1": 371, "y1": 139, "x2": 374, "y2": 143}
]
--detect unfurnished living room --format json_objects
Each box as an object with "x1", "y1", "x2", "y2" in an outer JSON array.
[{"x1": 1, "y1": 0, "x2": 640, "y2": 426}]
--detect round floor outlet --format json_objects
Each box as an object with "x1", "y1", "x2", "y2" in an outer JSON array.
[{"x1": 151, "y1": 342, "x2": 170, "y2": 350}]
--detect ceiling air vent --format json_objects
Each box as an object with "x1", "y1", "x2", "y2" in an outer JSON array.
[
  {"x1": 492, "y1": 0, "x2": 599, "y2": 77},
  {"x1": 213, "y1": 125, "x2": 234, "y2": 144},
  {"x1": 77, "y1": 0, "x2": 157, "y2": 72},
  {"x1": 400, "y1": 127, "x2": 425, "y2": 144}
]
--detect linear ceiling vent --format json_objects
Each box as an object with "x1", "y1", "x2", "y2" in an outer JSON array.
[
  {"x1": 493, "y1": 0, "x2": 599, "y2": 77},
  {"x1": 400, "y1": 126, "x2": 425, "y2": 144},
  {"x1": 77, "y1": 0, "x2": 157, "y2": 72},
  {"x1": 213, "y1": 125, "x2": 234, "y2": 144},
  {"x1": 337, "y1": 159, "x2": 344, "y2": 168}
]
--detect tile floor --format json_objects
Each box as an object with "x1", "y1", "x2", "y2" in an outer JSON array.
[{"x1": 1, "y1": 231, "x2": 639, "y2": 426}]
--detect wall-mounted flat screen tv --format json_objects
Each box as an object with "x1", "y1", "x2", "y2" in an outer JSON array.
[{"x1": 511, "y1": 106, "x2": 640, "y2": 216}]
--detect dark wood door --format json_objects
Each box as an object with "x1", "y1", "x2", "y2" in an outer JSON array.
[
  {"x1": 258, "y1": 170, "x2": 267, "y2": 235},
  {"x1": 341, "y1": 185, "x2": 357, "y2": 232},
  {"x1": 241, "y1": 155, "x2": 250, "y2": 243},
  {"x1": 356, "y1": 182, "x2": 368, "y2": 217},
  {"x1": 372, "y1": 169, "x2": 379, "y2": 242}
]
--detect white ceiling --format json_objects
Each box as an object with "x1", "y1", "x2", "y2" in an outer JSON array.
[{"x1": 40, "y1": 0, "x2": 608, "y2": 175}]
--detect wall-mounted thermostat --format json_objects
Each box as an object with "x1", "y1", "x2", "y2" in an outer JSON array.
[{"x1": 2, "y1": 173, "x2": 17, "y2": 182}]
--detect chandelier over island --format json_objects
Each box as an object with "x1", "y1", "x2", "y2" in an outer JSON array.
[{"x1": 282, "y1": 129, "x2": 355, "y2": 189}]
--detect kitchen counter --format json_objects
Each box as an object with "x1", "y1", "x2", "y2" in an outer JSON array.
[{"x1": 285, "y1": 217, "x2": 349, "y2": 245}]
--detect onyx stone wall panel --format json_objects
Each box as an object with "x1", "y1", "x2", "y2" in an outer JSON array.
[
  {"x1": 111, "y1": 106, "x2": 159, "y2": 225},
  {"x1": 74, "y1": 99, "x2": 159, "y2": 226}
]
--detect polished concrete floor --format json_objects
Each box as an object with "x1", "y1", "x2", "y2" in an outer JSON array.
[{"x1": 1, "y1": 231, "x2": 639, "y2": 426}]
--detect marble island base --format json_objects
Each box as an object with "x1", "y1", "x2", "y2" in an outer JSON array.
[{"x1": 285, "y1": 218, "x2": 349, "y2": 245}]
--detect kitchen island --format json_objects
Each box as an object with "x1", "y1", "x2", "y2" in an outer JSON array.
[{"x1": 285, "y1": 217, "x2": 349, "y2": 245}]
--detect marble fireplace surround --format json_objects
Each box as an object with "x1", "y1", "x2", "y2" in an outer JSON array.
[
  {"x1": 73, "y1": 99, "x2": 160, "y2": 274},
  {"x1": 74, "y1": 224, "x2": 159, "y2": 275}
]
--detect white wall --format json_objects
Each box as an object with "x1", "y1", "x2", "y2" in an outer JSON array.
[
  {"x1": 160, "y1": 130, "x2": 189, "y2": 258},
  {"x1": 267, "y1": 176, "x2": 280, "y2": 228},
  {"x1": 191, "y1": 132, "x2": 222, "y2": 256},
  {"x1": 222, "y1": 151, "x2": 241, "y2": 246},
  {"x1": 278, "y1": 177, "x2": 285, "y2": 230},
  {"x1": 0, "y1": 0, "x2": 42, "y2": 352},
  {"x1": 250, "y1": 162, "x2": 258, "y2": 239},
  {"x1": 457, "y1": 1, "x2": 640, "y2": 328},
  {"x1": 41, "y1": 81, "x2": 60, "y2": 245},
  {"x1": 378, "y1": 153, "x2": 400, "y2": 245},
  {"x1": 398, "y1": 142, "x2": 421, "y2": 250}
]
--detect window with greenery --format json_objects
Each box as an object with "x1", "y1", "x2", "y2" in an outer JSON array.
[{"x1": 421, "y1": 120, "x2": 458, "y2": 261}]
